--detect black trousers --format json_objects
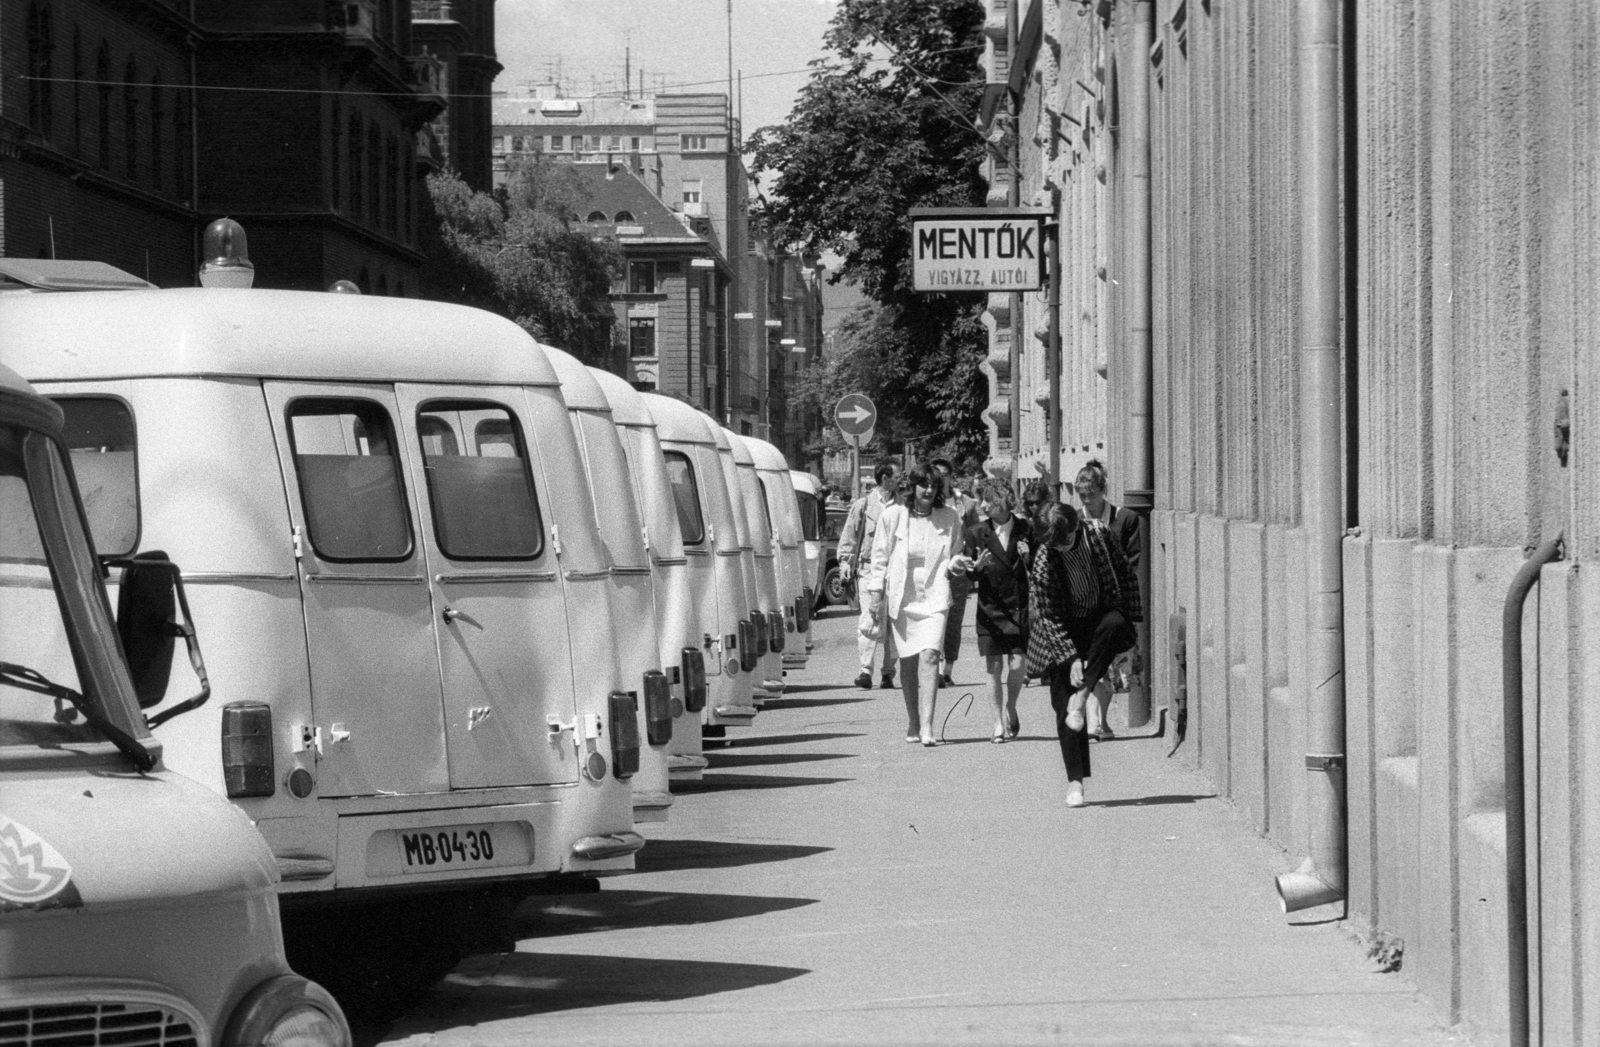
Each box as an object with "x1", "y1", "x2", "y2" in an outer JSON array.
[{"x1": 1046, "y1": 608, "x2": 1137, "y2": 781}]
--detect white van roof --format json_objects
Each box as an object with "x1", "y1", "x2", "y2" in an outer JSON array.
[
  {"x1": 744, "y1": 436, "x2": 791, "y2": 474},
  {"x1": 641, "y1": 393, "x2": 717, "y2": 445},
  {"x1": 543, "y1": 344, "x2": 611, "y2": 411},
  {"x1": 789, "y1": 469, "x2": 821, "y2": 494},
  {"x1": 725, "y1": 430, "x2": 755, "y2": 465},
  {"x1": 0, "y1": 362, "x2": 37, "y2": 398},
  {"x1": 0, "y1": 288, "x2": 561, "y2": 387},
  {"x1": 587, "y1": 368, "x2": 653, "y2": 427}
]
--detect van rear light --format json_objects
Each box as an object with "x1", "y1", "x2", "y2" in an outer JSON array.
[
  {"x1": 222, "y1": 701, "x2": 275, "y2": 798},
  {"x1": 768, "y1": 610, "x2": 785, "y2": 653},
  {"x1": 609, "y1": 692, "x2": 640, "y2": 779},
  {"x1": 643, "y1": 671, "x2": 672, "y2": 746},
  {"x1": 798, "y1": 590, "x2": 813, "y2": 630},
  {"x1": 681, "y1": 647, "x2": 707, "y2": 711},
  {"x1": 738, "y1": 620, "x2": 757, "y2": 671}
]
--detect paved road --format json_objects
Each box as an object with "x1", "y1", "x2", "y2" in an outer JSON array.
[{"x1": 368, "y1": 605, "x2": 1466, "y2": 1047}]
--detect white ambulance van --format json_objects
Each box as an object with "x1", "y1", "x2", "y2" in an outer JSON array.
[
  {"x1": 0, "y1": 362, "x2": 352, "y2": 1047},
  {"x1": 746, "y1": 437, "x2": 811, "y2": 669},
  {"x1": 0, "y1": 286, "x2": 644, "y2": 903},
  {"x1": 542, "y1": 347, "x2": 672, "y2": 820},
  {"x1": 790, "y1": 470, "x2": 825, "y2": 617},
  {"x1": 643, "y1": 395, "x2": 757, "y2": 729},
  {"x1": 587, "y1": 369, "x2": 709, "y2": 780},
  {"x1": 723, "y1": 431, "x2": 785, "y2": 700}
]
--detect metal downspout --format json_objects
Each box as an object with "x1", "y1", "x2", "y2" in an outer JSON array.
[
  {"x1": 1276, "y1": 0, "x2": 1347, "y2": 915},
  {"x1": 1503, "y1": 534, "x2": 1562, "y2": 1047},
  {"x1": 1122, "y1": 0, "x2": 1155, "y2": 728}
]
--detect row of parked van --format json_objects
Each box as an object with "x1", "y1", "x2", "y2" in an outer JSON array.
[{"x1": 0, "y1": 275, "x2": 826, "y2": 1047}]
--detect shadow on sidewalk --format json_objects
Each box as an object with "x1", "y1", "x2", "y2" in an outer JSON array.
[
  {"x1": 513, "y1": 888, "x2": 818, "y2": 937},
  {"x1": 383, "y1": 950, "x2": 810, "y2": 1037},
  {"x1": 759, "y1": 695, "x2": 874, "y2": 711},
  {"x1": 1088, "y1": 793, "x2": 1216, "y2": 808},
  {"x1": 636, "y1": 838, "x2": 833, "y2": 873},
  {"x1": 720, "y1": 730, "x2": 864, "y2": 748},
  {"x1": 672, "y1": 772, "x2": 852, "y2": 794},
  {"x1": 704, "y1": 750, "x2": 853, "y2": 768}
]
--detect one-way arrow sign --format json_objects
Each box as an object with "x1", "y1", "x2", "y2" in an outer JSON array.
[{"x1": 834, "y1": 394, "x2": 877, "y2": 437}]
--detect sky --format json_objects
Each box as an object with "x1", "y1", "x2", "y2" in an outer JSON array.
[{"x1": 495, "y1": 0, "x2": 839, "y2": 141}]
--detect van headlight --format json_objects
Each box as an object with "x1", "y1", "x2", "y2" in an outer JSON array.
[{"x1": 225, "y1": 975, "x2": 350, "y2": 1047}]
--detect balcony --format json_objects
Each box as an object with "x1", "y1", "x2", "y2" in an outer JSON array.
[{"x1": 411, "y1": 55, "x2": 446, "y2": 105}]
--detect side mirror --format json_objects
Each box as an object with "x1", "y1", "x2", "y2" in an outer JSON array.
[
  {"x1": 111, "y1": 551, "x2": 211, "y2": 727},
  {"x1": 117, "y1": 551, "x2": 176, "y2": 707}
]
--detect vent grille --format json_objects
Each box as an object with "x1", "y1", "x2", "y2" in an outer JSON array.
[{"x1": 0, "y1": 1002, "x2": 201, "y2": 1047}]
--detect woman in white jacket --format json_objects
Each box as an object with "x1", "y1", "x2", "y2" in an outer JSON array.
[{"x1": 861, "y1": 464, "x2": 975, "y2": 746}]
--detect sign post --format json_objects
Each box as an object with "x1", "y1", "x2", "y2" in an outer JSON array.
[
  {"x1": 908, "y1": 206, "x2": 1058, "y2": 491},
  {"x1": 834, "y1": 393, "x2": 878, "y2": 501}
]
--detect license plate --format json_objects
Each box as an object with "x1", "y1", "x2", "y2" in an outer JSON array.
[{"x1": 396, "y1": 823, "x2": 514, "y2": 873}]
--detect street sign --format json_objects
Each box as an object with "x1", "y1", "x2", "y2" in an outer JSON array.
[
  {"x1": 834, "y1": 394, "x2": 877, "y2": 437},
  {"x1": 908, "y1": 207, "x2": 1051, "y2": 293}
]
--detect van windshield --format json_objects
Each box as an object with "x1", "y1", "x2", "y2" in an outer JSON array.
[{"x1": 0, "y1": 424, "x2": 107, "y2": 751}]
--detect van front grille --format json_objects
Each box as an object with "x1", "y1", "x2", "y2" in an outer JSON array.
[{"x1": 0, "y1": 1002, "x2": 200, "y2": 1047}]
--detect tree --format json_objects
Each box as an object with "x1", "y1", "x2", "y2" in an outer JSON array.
[
  {"x1": 421, "y1": 155, "x2": 624, "y2": 365},
  {"x1": 749, "y1": 0, "x2": 991, "y2": 467}
]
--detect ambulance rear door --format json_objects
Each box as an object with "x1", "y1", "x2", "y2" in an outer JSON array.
[
  {"x1": 395, "y1": 384, "x2": 578, "y2": 789},
  {"x1": 263, "y1": 382, "x2": 447, "y2": 797}
]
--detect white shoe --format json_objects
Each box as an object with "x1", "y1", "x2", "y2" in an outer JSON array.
[{"x1": 1065, "y1": 782, "x2": 1085, "y2": 808}]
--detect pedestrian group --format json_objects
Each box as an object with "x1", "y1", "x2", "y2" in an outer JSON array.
[{"x1": 838, "y1": 459, "x2": 1142, "y2": 807}]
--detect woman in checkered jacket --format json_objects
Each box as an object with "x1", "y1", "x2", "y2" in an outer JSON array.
[{"x1": 1025, "y1": 502, "x2": 1141, "y2": 807}]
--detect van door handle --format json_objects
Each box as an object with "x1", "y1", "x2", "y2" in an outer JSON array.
[{"x1": 442, "y1": 607, "x2": 462, "y2": 623}]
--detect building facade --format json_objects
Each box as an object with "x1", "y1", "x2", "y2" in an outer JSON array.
[
  {"x1": 985, "y1": 2, "x2": 1600, "y2": 1044},
  {"x1": 1, "y1": 0, "x2": 199, "y2": 287},
  {"x1": 411, "y1": 0, "x2": 499, "y2": 193},
  {"x1": 493, "y1": 88, "x2": 820, "y2": 453},
  {"x1": 2, "y1": 0, "x2": 478, "y2": 295}
]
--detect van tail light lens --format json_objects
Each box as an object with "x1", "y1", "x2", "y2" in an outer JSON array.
[
  {"x1": 768, "y1": 610, "x2": 785, "y2": 653},
  {"x1": 798, "y1": 590, "x2": 812, "y2": 630},
  {"x1": 681, "y1": 647, "x2": 707, "y2": 711},
  {"x1": 222, "y1": 701, "x2": 275, "y2": 798},
  {"x1": 643, "y1": 671, "x2": 672, "y2": 746},
  {"x1": 738, "y1": 620, "x2": 757, "y2": 671},
  {"x1": 609, "y1": 692, "x2": 640, "y2": 779}
]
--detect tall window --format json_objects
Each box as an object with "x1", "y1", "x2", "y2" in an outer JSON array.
[
  {"x1": 330, "y1": 100, "x2": 342, "y2": 210},
  {"x1": 387, "y1": 136, "x2": 399, "y2": 234},
  {"x1": 95, "y1": 44, "x2": 110, "y2": 169},
  {"x1": 548, "y1": 134, "x2": 563, "y2": 151},
  {"x1": 681, "y1": 179, "x2": 702, "y2": 206},
  {"x1": 367, "y1": 123, "x2": 381, "y2": 226},
  {"x1": 628, "y1": 260, "x2": 655, "y2": 294},
  {"x1": 174, "y1": 78, "x2": 189, "y2": 198},
  {"x1": 149, "y1": 73, "x2": 163, "y2": 191},
  {"x1": 27, "y1": 3, "x2": 54, "y2": 141},
  {"x1": 123, "y1": 57, "x2": 138, "y2": 180},
  {"x1": 349, "y1": 114, "x2": 364, "y2": 218},
  {"x1": 71, "y1": 26, "x2": 81, "y2": 155}
]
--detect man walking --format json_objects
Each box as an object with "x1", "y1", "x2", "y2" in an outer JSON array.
[
  {"x1": 931, "y1": 458, "x2": 979, "y2": 687},
  {"x1": 838, "y1": 462, "x2": 902, "y2": 689}
]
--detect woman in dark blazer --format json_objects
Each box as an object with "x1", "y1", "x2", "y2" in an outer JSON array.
[{"x1": 965, "y1": 477, "x2": 1031, "y2": 742}]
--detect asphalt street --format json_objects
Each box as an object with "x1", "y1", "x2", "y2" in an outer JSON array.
[{"x1": 373, "y1": 604, "x2": 1467, "y2": 1047}]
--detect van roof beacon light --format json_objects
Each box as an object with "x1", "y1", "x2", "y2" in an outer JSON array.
[{"x1": 199, "y1": 218, "x2": 255, "y2": 289}]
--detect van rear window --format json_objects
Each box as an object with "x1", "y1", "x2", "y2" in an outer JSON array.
[
  {"x1": 54, "y1": 397, "x2": 138, "y2": 558},
  {"x1": 663, "y1": 451, "x2": 704, "y2": 545},
  {"x1": 417, "y1": 404, "x2": 543, "y2": 561},
  {"x1": 795, "y1": 490, "x2": 820, "y2": 541},
  {"x1": 288, "y1": 400, "x2": 413, "y2": 562}
]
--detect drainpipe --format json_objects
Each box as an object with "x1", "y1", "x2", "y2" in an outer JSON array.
[
  {"x1": 1276, "y1": 0, "x2": 1346, "y2": 915},
  {"x1": 1122, "y1": 0, "x2": 1154, "y2": 728},
  {"x1": 1503, "y1": 533, "x2": 1562, "y2": 1047}
]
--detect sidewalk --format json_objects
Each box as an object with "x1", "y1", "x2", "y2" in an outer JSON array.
[{"x1": 384, "y1": 606, "x2": 1467, "y2": 1047}]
